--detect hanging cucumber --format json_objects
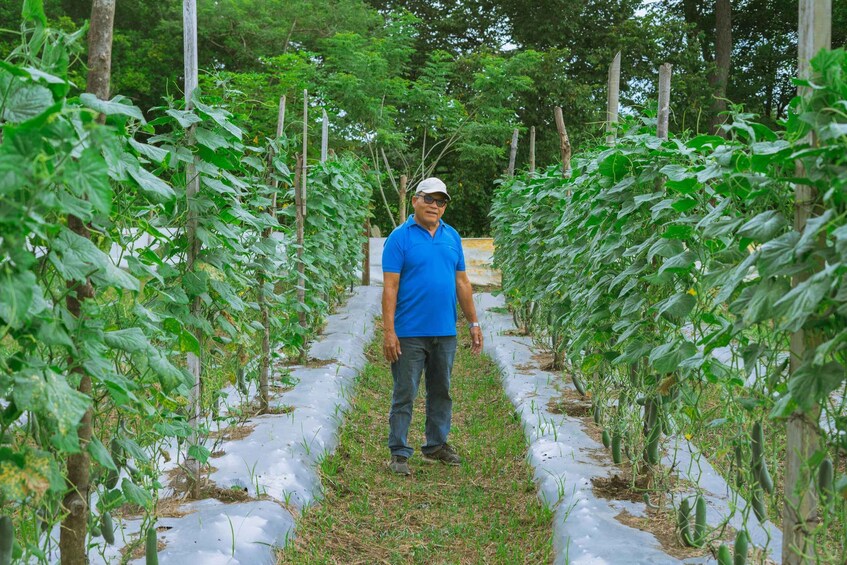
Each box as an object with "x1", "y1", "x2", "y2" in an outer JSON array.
[
  {"x1": 717, "y1": 543, "x2": 732, "y2": 565},
  {"x1": 677, "y1": 498, "x2": 693, "y2": 547},
  {"x1": 734, "y1": 531, "x2": 748, "y2": 565},
  {"x1": 750, "y1": 422, "x2": 764, "y2": 467},
  {"x1": 146, "y1": 527, "x2": 159, "y2": 565},
  {"x1": 758, "y1": 460, "x2": 774, "y2": 495},
  {"x1": 572, "y1": 375, "x2": 587, "y2": 396},
  {"x1": 751, "y1": 487, "x2": 766, "y2": 523},
  {"x1": 819, "y1": 457, "x2": 834, "y2": 502},
  {"x1": 734, "y1": 445, "x2": 744, "y2": 489},
  {"x1": 694, "y1": 495, "x2": 707, "y2": 547},
  {"x1": 612, "y1": 432, "x2": 622, "y2": 464},
  {"x1": 101, "y1": 512, "x2": 115, "y2": 545},
  {"x1": 601, "y1": 429, "x2": 611, "y2": 449},
  {"x1": 0, "y1": 516, "x2": 13, "y2": 565},
  {"x1": 593, "y1": 403, "x2": 603, "y2": 425}
]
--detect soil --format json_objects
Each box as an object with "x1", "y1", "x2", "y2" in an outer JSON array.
[
  {"x1": 548, "y1": 386, "x2": 592, "y2": 419},
  {"x1": 614, "y1": 508, "x2": 714, "y2": 560},
  {"x1": 209, "y1": 423, "x2": 256, "y2": 442}
]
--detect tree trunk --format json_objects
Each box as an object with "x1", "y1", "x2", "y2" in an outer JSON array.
[
  {"x1": 60, "y1": 2, "x2": 115, "y2": 562},
  {"x1": 709, "y1": 0, "x2": 732, "y2": 135}
]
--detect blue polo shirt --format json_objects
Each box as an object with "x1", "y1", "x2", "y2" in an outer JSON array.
[{"x1": 383, "y1": 215, "x2": 466, "y2": 337}]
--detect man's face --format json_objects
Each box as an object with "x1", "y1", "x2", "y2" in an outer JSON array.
[{"x1": 412, "y1": 192, "x2": 448, "y2": 226}]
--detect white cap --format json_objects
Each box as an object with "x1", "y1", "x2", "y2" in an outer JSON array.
[{"x1": 417, "y1": 177, "x2": 450, "y2": 200}]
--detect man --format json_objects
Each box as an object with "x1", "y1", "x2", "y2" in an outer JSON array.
[{"x1": 381, "y1": 177, "x2": 483, "y2": 476}]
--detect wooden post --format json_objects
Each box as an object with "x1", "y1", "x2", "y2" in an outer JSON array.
[
  {"x1": 657, "y1": 63, "x2": 672, "y2": 141},
  {"x1": 321, "y1": 108, "x2": 328, "y2": 163},
  {"x1": 301, "y1": 90, "x2": 308, "y2": 218},
  {"x1": 529, "y1": 126, "x2": 536, "y2": 174},
  {"x1": 182, "y1": 0, "x2": 203, "y2": 499},
  {"x1": 507, "y1": 128, "x2": 519, "y2": 177},
  {"x1": 294, "y1": 153, "x2": 306, "y2": 336},
  {"x1": 554, "y1": 106, "x2": 571, "y2": 178},
  {"x1": 60, "y1": 1, "x2": 115, "y2": 560},
  {"x1": 362, "y1": 219, "x2": 370, "y2": 286},
  {"x1": 783, "y1": 2, "x2": 830, "y2": 563},
  {"x1": 259, "y1": 97, "x2": 286, "y2": 414},
  {"x1": 270, "y1": 95, "x2": 285, "y2": 212},
  {"x1": 398, "y1": 175, "x2": 407, "y2": 224},
  {"x1": 606, "y1": 51, "x2": 621, "y2": 146}
]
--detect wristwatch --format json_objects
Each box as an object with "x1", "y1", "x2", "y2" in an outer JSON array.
[{"x1": 468, "y1": 322, "x2": 481, "y2": 329}]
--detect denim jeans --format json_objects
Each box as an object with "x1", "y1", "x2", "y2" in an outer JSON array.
[{"x1": 388, "y1": 336, "x2": 457, "y2": 458}]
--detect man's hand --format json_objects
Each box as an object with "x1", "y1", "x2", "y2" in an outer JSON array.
[
  {"x1": 470, "y1": 326, "x2": 483, "y2": 355},
  {"x1": 383, "y1": 329, "x2": 401, "y2": 363}
]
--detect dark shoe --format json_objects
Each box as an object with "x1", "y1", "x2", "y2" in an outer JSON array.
[
  {"x1": 421, "y1": 443, "x2": 461, "y2": 466},
  {"x1": 389, "y1": 455, "x2": 411, "y2": 475}
]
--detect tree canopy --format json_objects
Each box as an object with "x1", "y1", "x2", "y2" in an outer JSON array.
[{"x1": 3, "y1": 0, "x2": 845, "y2": 235}]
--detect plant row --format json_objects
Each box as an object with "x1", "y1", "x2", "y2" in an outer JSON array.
[
  {"x1": 0, "y1": 13, "x2": 370, "y2": 563},
  {"x1": 491, "y1": 49, "x2": 847, "y2": 562}
]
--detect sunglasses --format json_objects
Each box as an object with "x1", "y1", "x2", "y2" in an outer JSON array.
[{"x1": 417, "y1": 194, "x2": 448, "y2": 208}]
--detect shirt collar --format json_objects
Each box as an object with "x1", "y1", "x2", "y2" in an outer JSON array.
[{"x1": 407, "y1": 214, "x2": 443, "y2": 232}]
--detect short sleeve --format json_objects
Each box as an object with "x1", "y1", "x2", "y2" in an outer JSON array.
[
  {"x1": 455, "y1": 232, "x2": 466, "y2": 272},
  {"x1": 382, "y1": 231, "x2": 404, "y2": 273}
]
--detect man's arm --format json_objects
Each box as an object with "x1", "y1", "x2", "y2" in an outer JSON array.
[
  {"x1": 456, "y1": 270, "x2": 482, "y2": 354},
  {"x1": 382, "y1": 272, "x2": 402, "y2": 363}
]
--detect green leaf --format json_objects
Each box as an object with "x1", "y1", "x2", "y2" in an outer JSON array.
[
  {"x1": 64, "y1": 147, "x2": 113, "y2": 215},
  {"x1": 788, "y1": 361, "x2": 844, "y2": 412},
  {"x1": 737, "y1": 210, "x2": 786, "y2": 241},
  {"x1": 740, "y1": 277, "x2": 791, "y2": 325},
  {"x1": 127, "y1": 164, "x2": 175, "y2": 202},
  {"x1": 146, "y1": 349, "x2": 184, "y2": 391},
  {"x1": 50, "y1": 230, "x2": 140, "y2": 291},
  {"x1": 0, "y1": 270, "x2": 35, "y2": 329},
  {"x1": 0, "y1": 72, "x2": 53, "y2": 123},
  {"x1": 165, "y1": 108, "x2": 203, "y2": 128},
  {"x1": 188, "y1": 444, "x2": 211, "y2": 464},
  {"x1": 194, "y1": 127, "x2": 230, "y2": 151},
  {"x1": 193, "y1": 98, "x2": 243, "y2": 140},
  {"x1": 88, "y1": 437, "x2": 117, "y2": 471},
  {"x1": 662, "y1": 224, "x2": 693, "y2": 240},
  {"x1": 757, "y1": 231, "x2": 800, "y2": 278},
  {"x1": 104, "y1": 328, "x2": 150, "y2": 354},
  {"x1": 79, "y1": 94, "x2": 146, "y2": 123},
  {"x1": 655, "y1": 292, "x2": 696, "y2": 321},
  {"x1": 649, "y1": 340, "x2": 697, "y2": 373},
  {"x1": 775, "y1": 269, "x2": 833, "y2": 332},
  {"x1": 128, "y1": 138, "x2": 169, "y2": 164},
  {"x1": 36, "y1": 319, "x2": 74, "y2": 348},
  {"x1": 13, "y1": 368, "x2": 90, "y2": 437},
  {"x1": 121, "y1": 478, "x2": 152, "y2": 508},
  {"x1": 22, "y1": 0, "x2": 47, "y2": 25},
  {"x1": 659, "y1": 251, "x2": 696, "y2": 275},
  {"x1": 183, "y1": 271, "x2": 209, "y2": 297}
]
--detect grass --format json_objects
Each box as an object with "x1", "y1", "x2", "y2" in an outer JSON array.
[{"x1": 277, "y1": 322, "x2": 553, "y2": 564}]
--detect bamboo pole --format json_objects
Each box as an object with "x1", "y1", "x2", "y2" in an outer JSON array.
[
  {"x1": 554, "y1": 106, "x2": 571, "y2": 178},
  {"x1": 182, "y1": 0, "x2": 203, "y2": 499},
  {"x1": 259, "y1": 97, "x2": 286, "y2": 414},
  {"x1": 507, "y1": 128, "x2": 519, "y2": 177},
  {"x1": 783, "y1": 2, "x2": 831, "y2": 563},
  {"x1": 606, "y1": 51, "x2": 621, "y2": 146},
  {"x1": 362, "y1": 219, "x2": 370, "y2": 286},
  {"x1": 529, "y1": 126, "x2": 536, "y2": 174},
  {"x1": 321, "y1": 108, "x2": 328, "y2": 163},
  {"x1": 657, "y1": 63, "x2": 672, "y2": 141},
  {"x1": 294, "y1": 152, "x2": 306, "y2": 336},
  {"x1": 398, "y1": 175, "x2": 407, "y2": 224},
  {"x1": 270, "y1": 95, "x2": 285, "y2": 213},
  {"x1": 301, "y1": 90, "x2": 308, "y2": 219}
]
